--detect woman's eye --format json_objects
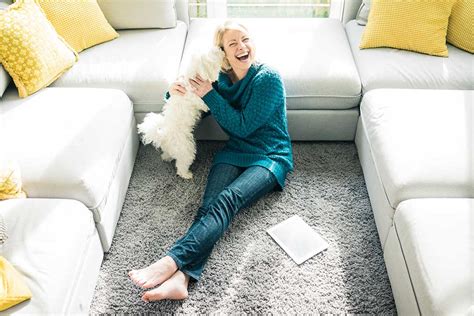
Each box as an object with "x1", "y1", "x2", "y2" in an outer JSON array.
[
  {"x1": 229, "y1": 43, "x2": 236, "y2": 47},
  {"x1": 243, "y1": 38, "x2": 249, "y2": 42}
]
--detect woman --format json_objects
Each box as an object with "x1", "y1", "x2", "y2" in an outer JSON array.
[{"x1": 129, "y1": 21, "x2": 293, "y2": 302}]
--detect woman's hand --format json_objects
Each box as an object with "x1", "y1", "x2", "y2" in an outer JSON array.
[
  {"x1": 169, "y1": 80, "x2": 187, "y2": 96},
  {"x1": 189, "y1": 75, "x2": 213, "y2": 98}
]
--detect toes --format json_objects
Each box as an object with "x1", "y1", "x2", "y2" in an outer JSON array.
[
  {"x1": 129, "y1": 273, "x2": 146, "y2": 287},
  {"x1": 142, "y1": 280, "x2": 156, "y2": 289},
  {"x1": 142, "y1": 289, "x2": 162, "y2": 302}
]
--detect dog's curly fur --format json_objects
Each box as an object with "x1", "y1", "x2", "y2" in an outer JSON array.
[{"x1": 137, "y1": 47, "x2": 225, "y2": 179}]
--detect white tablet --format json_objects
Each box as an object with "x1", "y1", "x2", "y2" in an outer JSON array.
[{"x1": 267, "y1": 215, "x2": 328, "y2": 264}]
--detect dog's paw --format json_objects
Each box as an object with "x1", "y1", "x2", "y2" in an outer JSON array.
[
  {"x1": 177, "y1": 170, "x2": 193, "y2": 179},
  {"x1": 161, "y1": 152, "x2": 173, "y2": 162}
]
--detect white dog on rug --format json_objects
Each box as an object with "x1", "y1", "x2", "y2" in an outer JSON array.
[{"x1": 137, "y1": 47, "x2": 225, "y2": 179}]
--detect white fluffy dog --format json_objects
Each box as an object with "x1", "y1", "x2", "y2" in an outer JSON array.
[{"x1": 137, "y1": 47, "x2": 225, "y2": 179}]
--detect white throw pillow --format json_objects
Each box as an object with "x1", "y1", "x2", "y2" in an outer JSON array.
[
  {"x1": 97, "y1": 0, "x2": 177, "y2": 30},
  {"x1": 356, "y1": 0, "x2": 371, "y2": 26},
  {"x1": 0, "y1": 0, "x2": 12, "y2": 97}
]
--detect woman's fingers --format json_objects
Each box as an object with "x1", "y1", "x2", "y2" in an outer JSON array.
[
  {"x1": 170, "y1": 82, "x2": 187, "y2": 96},
  {"x1": 187, "y1": 77, "x2": 212, "y2": 98},
  {"x1": 189, "y1": 78, "x2": 199, "y2": 89},
  {"x1": 195, "y1": 74, "x2": 204, "y2": 82},
  {"x1": 176, "y1": 85, "x2": 186, "y2": 94}
]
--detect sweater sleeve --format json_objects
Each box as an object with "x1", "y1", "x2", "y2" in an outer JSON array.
[{"x1": 202, "y1": 72, "x2": 284, "y2": 138}]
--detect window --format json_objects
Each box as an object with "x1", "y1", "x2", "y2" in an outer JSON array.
[
  {"x1": 189, "y1": 0, "x2": 333, "y2": 19},
  {"x1": 189, "y1": 0, "x2": 207, "y2": 18}
]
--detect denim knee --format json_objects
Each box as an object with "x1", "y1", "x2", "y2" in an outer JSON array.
[{"x1": 205, "y1": 187, "x2": 246, "y2": 231}]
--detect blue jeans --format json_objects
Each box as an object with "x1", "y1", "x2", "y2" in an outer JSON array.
[{"x1": 166, "y1": 163, "x2": 277, "y2": 281}]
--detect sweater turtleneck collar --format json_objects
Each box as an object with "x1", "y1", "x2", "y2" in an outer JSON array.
[
  {"x1": 219, "y1": 63, "x2": 259, "y2": 90},
  {"x1": 217, "y1": 63, "x2": 260, "y2": 107}
]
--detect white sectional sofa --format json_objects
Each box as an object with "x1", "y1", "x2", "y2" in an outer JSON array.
[
  {"x1": 355, "y1": 89, "x2": 473, "y2": 314},
  {"x1": 0, "y1": 87, "x2": 138, "y2": 314},
  {"x1": 345, "y1": 4, "x2": 473, "y2": 314},
  {"x1": 355, "y1": 89, "x2": 474, "y2": 315},
  {"x1": 1, "y1": 199, "x2": 103, "y2": 314},
  {"x1": 387, "y1": 199, "x2": 473, "y2": 315},
  {"x1": 0, "y1": 0, "x2": 472, "y2": 314}
]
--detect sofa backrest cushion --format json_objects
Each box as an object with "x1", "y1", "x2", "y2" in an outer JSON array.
[
  {"x1": 0, "y1": 0, "x2": 77, "y2": 97},
  {"x1": 346, "y1": 20, "x2": 473, "y2": 92},
  {"x1": 0, "y1": 0, "x2": 12, "y2": 97},
  {"x1": 97, "y1": 0, "x2": 177, "y2": 30}
]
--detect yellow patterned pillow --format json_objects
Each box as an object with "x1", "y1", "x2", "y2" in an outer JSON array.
[
  {"x1": 0, "y1": 159, "x2": 26, "y2": 200},
  {"x1": 360, "y1": 0, "x2": 457, "y2": 57},
  {"x1": 37, "y1": 0, "x2": 119, "y2": 53},
  {"x1": 447, "y1": 0, "x2": 473, "y2": 53},
  {"x1": 0, "y1": 256, "x2": 32, "y2": 311},
  {"x1": 0, "y1": 0, "x2": 77, "y2": 97}
]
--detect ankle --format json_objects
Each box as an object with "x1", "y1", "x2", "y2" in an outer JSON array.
[{"x1": 164, "y1": 256, "x2": 178, "y2": 271}]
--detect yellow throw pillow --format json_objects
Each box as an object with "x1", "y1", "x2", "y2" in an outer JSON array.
[
  {"x1": 0, "y1": 0, "x2": 77, "y2": 97},
  {"x1": 360, "y1": 0, "x2": 457, "y2": 57},
  {"x1": 0, "y1": 159, "x2": 27, "y2": 200},
  {"x1": 447, "y1": 0, "x2": 473, "y2": 53},
  {"x1": 0, "y1": 256, "x2": 32, "y2": 311},
  {"x1": 37, "y1": 0, "x2": 119, "y2": 53}
]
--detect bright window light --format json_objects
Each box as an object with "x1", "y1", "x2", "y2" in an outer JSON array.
[{"x1": 189, "y1": 0, "x2": 332, "y2": 18}]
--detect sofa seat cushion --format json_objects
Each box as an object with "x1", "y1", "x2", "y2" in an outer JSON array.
[
  {"x1": 51, "y1": 22, "x2": 187, "y2": 113},
  {"x1": 394, "y1": 198, "x2": 473, "y2": 315},
  {"x1": 0, "y1": 198, "x2": 103, "y2": 314},
  {"x1": 0, "y1": 87, "x2": 134, "y2": 222},
  {"x1": 182, "y1": 18, "x2": 361, "y2": 111},
  {"x1": 360, "y1": 89, "x2": 473, "y2": 209},
  {"x1": 345, "y1": 20, "x2": 473, "y2": 93}
]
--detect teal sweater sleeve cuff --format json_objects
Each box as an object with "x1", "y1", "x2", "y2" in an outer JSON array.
[{"x1": 164, "y1": 91, "x2": 170, "y2": 102}]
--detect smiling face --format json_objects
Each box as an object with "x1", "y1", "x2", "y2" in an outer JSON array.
[{"x1": 221, "y1": 26, "x2": 255, "y2": 79}]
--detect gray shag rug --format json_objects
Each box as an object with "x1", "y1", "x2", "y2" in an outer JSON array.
[{"x1": 90, "y1": 142, "x2": 396, "y2": 314}]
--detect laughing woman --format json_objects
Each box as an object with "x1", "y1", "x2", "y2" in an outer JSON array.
[{"x1": 129, "y1": 21, "x2": 293, "y2": 302}]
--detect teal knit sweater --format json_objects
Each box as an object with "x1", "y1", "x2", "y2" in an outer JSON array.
[{"x1": 202, "y1": 63, "x2": 293, "y2": 189}]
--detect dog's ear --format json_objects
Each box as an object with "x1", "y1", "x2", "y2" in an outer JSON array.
[{"x1": 208, "y1": 46, "x2": 225, "y2": 64}]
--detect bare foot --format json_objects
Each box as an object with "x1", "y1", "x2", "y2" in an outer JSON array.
[
  {"x1": 128, "y1": 256, "x2": 178, "y2": 289},
  {"x1": 142, "y1": 270, "x2": 190, "y2": 302}
]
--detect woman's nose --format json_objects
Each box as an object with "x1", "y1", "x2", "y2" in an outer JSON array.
[{"x1": 237, "y1": 42, "x2": 246, "y2": 49}]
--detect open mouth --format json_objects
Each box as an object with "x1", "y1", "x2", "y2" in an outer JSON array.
[{"x1": 236, "y1": 52, "x2": 250, "y2": 61}]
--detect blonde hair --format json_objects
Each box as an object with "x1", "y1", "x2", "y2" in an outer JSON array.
[{"x1": 214, "y1": 20, "x2": 249, "y2": 72}]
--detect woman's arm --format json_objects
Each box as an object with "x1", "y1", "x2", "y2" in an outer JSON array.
[{"x1": 202, "y1": 73, "x2": 284, "y2": 138}]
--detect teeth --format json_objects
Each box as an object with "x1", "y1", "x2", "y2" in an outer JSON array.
[{"x1": 237, "y1": 52, "x2": 249, "y2": 58}]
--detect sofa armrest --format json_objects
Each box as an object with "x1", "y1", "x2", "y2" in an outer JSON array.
[{"x1": 176, "y1": 0, "x2": 189, "y2": 27}]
